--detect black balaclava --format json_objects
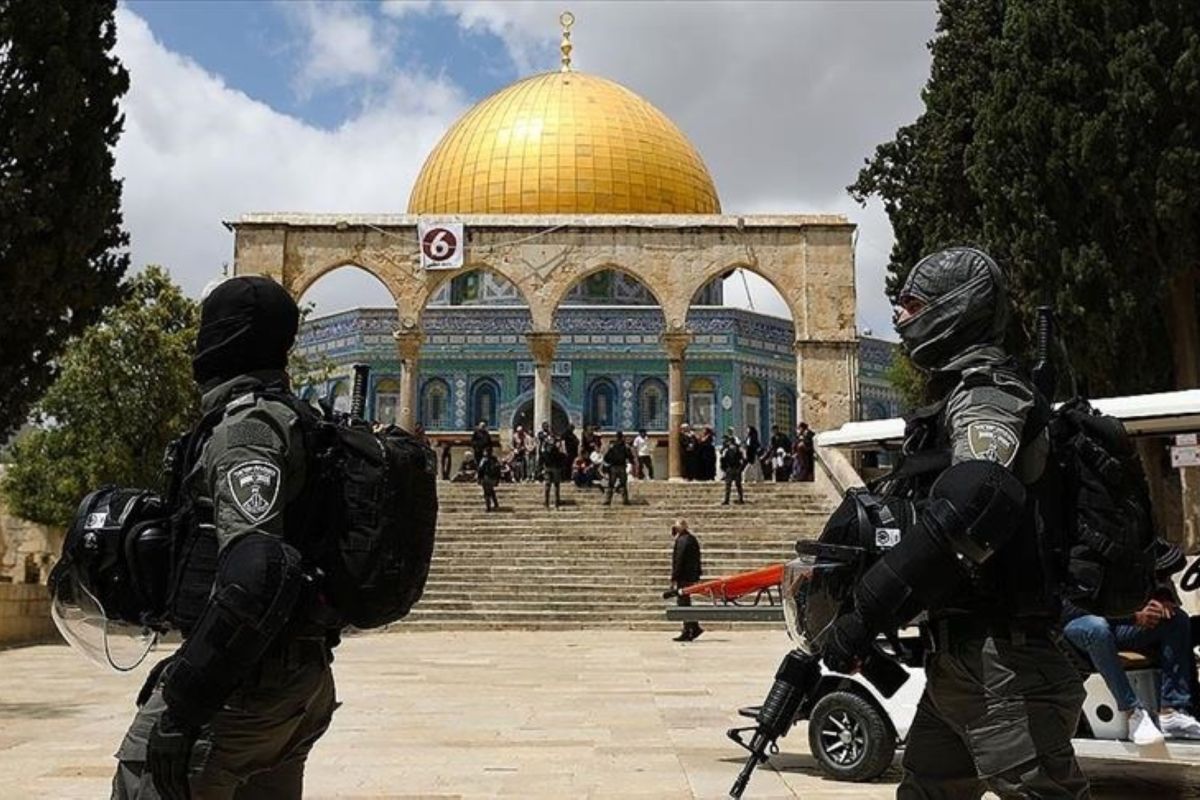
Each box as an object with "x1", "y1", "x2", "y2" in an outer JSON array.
[
  {"x1": 894, "y1": 247, "x2": 1009, "y2": 372},
  {"x1": 192, "y1": 276, "x2": 299, "y2": 387}
]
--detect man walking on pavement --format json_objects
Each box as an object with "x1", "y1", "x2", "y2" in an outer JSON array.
[{"x1": 671, "y1": 519, "x2": 703, "y2": 642}]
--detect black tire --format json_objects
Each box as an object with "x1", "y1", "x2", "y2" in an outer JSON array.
[{"x1": 807, "y1": 690, "x2": 896, "y2": 782}]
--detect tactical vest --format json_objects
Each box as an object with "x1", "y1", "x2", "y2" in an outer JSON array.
[{"x1": 874, "y1": 368, "x2": 1065, "y2": 623}]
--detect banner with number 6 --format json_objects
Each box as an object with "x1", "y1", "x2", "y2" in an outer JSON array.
[{"x1": 418, "y1": 222, "x2": 464, "y2": 270}]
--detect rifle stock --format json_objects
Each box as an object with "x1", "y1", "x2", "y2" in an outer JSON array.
[{"x1": 727, "y1": 650, "x2": 821, "y2": 798}]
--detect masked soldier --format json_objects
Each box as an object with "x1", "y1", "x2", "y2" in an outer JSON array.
[
  {"x1": 112, "y1": 276, "x2": 340, "y2": 799},
  {"x1": 819, "y1": 248, "x2": 1089, "y2": 798}
]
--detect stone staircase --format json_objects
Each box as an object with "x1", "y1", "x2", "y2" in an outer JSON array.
[{"x1": 401, "y1": 479, "x2": 837, "y2": 630}]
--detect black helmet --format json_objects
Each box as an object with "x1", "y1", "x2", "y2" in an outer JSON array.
[
  {"x1": 895, "y1": 247, "x2": 1008, "y2": 372},
  {"x1": 192, "y1": 276, "x2": 299, "y2": 386},
  {"x1": 48, "y1": 488, "x2": 171, "y2": 670},
  {"x1": 784, "y1": 489, "x2": 916, "y2": 655}
]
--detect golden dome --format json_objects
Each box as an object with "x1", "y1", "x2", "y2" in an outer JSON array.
[{"x1": 408, "y1": 71, "x2": 721, "y2": 215}]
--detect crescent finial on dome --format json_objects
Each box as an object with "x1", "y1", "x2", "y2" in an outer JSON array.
[{"x1": 559, "y1": 11, "x2": 575, "y2": 73}]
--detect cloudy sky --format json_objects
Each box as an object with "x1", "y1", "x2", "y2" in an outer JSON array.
[{"x1": 115, "y1": 0, "x2": 938, "y2": 339}]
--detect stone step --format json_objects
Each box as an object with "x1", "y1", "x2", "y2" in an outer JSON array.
[
  {"x1": 389, "y1": 618, "x2": 773, "y2": 631},
  {"x1": 385, "y1": 479, "x2": 837, "y2": 629}
]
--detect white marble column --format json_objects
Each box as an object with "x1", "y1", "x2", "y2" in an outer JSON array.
[
  {"x1": 526, "y1": 332, "x2": 561, "y2": 432},
  {"x1": 393, "y1": 329, "x2": 424, "y2": 431},
  {"x1": 662, "y1": 332, "x2": 693, "y2": 481}
]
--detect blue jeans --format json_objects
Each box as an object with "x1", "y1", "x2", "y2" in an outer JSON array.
[{"x1": 1064, "y1": 612, "x2": 1194, "y2": 711}]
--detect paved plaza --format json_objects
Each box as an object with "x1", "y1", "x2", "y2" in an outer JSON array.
[{"x1": 0, "y1": 629, "x2": 1197, "y2": 798}]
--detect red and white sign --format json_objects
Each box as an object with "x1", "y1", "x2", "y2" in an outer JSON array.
[{"x1": 418, "y1": 222, "x2": 464, "y2": 270}]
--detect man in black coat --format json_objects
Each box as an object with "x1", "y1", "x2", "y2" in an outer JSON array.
[
  {"x1": 671, "y1": 519, "x2": 703, "y2": 642},
  {"x1": 603, "y1": 431, "x2": 633, "y2": 506},
  {"x1": 470, "y1": 421, "x2": 492, "y2": 465},
  {"x1": 769, "y1": 424, "x2": 791, "y2": 456}
]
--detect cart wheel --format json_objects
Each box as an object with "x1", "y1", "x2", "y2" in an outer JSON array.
[{"x1": 807, "y1": 690, "x2": 896, "y2": 782}]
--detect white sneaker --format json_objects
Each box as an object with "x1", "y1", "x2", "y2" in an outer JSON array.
[
  {"x1": 1159, "y1": 710, "x2": 1200, "y2": 740},
  {"x1": 1128, "y1": 707, "x2": 1165, "y2": 745}
]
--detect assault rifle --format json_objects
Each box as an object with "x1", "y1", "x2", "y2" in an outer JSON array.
[
  {"x1": 321, "y1": 363, "x2": 372, "y2": 424},
  {"x1": 349, "y1": 363, "x2": 370, "y2": 420},
  {"x1": 727, "y1": 651, "x2": 822, "y2": 798},
  {"x1": 726, "y1": 643, "x2": 908, "y2": 798},
  {"x1": 1030, "y1": 305, "x2": 1079, "y2": 402}
]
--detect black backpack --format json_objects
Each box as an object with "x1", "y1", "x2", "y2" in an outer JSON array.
[
  {"x1": 1049, "y1": 398, "x2": 1157, "y2": 617},
  {"x1": 166, "y1": 391, "x2": 437, "y2": 632}
]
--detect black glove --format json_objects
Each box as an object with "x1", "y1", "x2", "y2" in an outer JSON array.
[
  {"x1": 821, "y1": 609, "x2": 874, "y2": 675},
  {"x1": 147, "y1": 710, "x2": 200, "y2": 800}
]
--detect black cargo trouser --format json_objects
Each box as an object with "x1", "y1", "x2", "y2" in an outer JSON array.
[
  {"x1": 639, "y1": 455, "x2": 653, "y2": 480},
  {"x1": 482, "y1": 479, "x2": 498, "y2": 510},
  {"x1": 543, "y1": 466, "x2": 562, "y2": 507},
  {"x1": 898, "y1": 629, "x2": 1089, "y2": 800},
  {"x1": 676, "y1": 581, "x2": 701, "y2": 638},
  {"x1": 605, "y1": 464, "x2": 629, "y2": 504},
  {"x1": 723, "y1": 470, "x2": 743, "y2": 503},
  {"x1": 112, "y1": 645, "x2": 337, "y2": 800}
]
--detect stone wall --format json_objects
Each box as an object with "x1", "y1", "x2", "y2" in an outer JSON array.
[
  {"x1": 0, "y1": 468, "x2": 61, "y2": 584},
  {"x1": 0, "y1": 469, "x2": 63, "y2": 647},
  {"x1": 0, "y1": 583, "x2": 58, "y2": 648}
]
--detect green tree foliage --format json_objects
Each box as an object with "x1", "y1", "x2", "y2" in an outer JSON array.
[
  {"x1": 883, "y1": 349, "x2": 929, "y2": 412},
  {"x1": 0, "y1": 0, "x2": 130, "y2": 438},
  {"x1": 1, "y1": 268, "x2": 198, "y2": 527},
  {"x1": 850, "y1": 0, "x2": 1004, "y2": 297},
  {"x1": 851, "y1": 0, "x2": 1200, "y2": 396}
]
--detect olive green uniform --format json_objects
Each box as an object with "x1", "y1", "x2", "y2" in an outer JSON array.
[
  {"x1": 898, "y1": 360, "x2": 1088, "y2": 800},
  {"x1": 112, "y1": 371, "x2": 339, "y2": 800}
]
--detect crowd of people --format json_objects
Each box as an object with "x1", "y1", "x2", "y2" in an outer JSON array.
[
  {"x1": 679, "y1": 422, "x2": 816, "y2": 484},
  {"x1": 424, "y1": 418, "x2": 818, "y2": 512}
]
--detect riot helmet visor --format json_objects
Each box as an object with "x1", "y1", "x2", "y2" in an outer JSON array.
[{"x1": 50, "y1": 573, "x2": 157, "y2": 672}]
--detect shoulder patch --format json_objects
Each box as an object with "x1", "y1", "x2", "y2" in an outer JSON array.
[
  {"x1": 226, "y1": 460, "x2": 281, "y2": 522},
  {"x1": 966, "y1": 421, "x2": 1019, "y2": 467}
]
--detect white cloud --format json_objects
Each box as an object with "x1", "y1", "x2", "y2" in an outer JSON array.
[
  {"x1": 434, "y1": 0, "x2": 937, "y2": 338},
  {"x1": 112, "y1": 7, "x2": 466, "y2": 312},
  {"x1": 113, "y1": 2, "x2": 936, "y2": 338},
  {"x1": 381, "y1": 0, "x2": 435, "y2": 19},
  {"x1": 281, "y1": 1, "x2": 393, "y2": 93}
]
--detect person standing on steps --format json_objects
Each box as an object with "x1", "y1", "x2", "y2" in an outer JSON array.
[
  {"x1": 541, "y1": 434, "x2": 565, "y2": 509},
  {"x1": 720, "y1": 434, "x2": 745, "y2": 505},
  {"x1": 562, "y1": 423, "x2": 580, "y2": 468},
  {"x1": 603, "y1": 431, "x2": 633, "y2": 506},
  {"x1": 478, "y1": 446, "x2": 501, "y2": 512},
  {"x1": 671, "y1": 519, "x2": 703, "y2": 642},
  {"x1": 439, "y1": 439, "x2": 452, "y2": 481},
  {"x1": 632, "y1": 428, "x2": 654, "y2": 480},
  {"x1": 743, "y1": 425, "x2": 762, "y2": 483},
  {"x1": 470, "y1": 420, "x2": 491, "y2": 466},
  {"x1": 794, "y1": 421, "x2": 816, "y2": 482}
]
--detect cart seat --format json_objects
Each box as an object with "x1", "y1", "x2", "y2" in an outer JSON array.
[{"x1": 1118, "y1": 651, "x2": 1159, "y2": 670}]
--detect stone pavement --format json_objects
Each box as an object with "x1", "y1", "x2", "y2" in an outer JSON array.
[{"x1": 0, "y1": 629, "x2": 1196, "y2": 799}]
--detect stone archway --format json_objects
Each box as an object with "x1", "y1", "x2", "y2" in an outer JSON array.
[{"x1": 229, "y1": 214, "x2": 858, "y2": 478}]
